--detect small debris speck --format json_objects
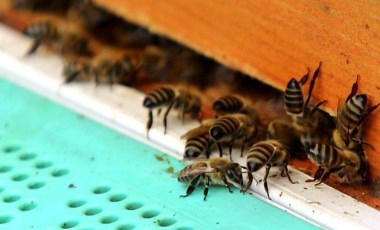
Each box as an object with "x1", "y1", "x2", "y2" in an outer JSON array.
[{"x1": 68, "y1": 184, "x2": 76, "y2": 188}]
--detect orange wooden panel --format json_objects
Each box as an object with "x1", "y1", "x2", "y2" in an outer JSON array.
[{"x1": 93, "y1": 0, "x2": 380, "y2": 180}]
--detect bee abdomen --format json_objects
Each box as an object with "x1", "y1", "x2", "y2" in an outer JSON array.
[
  {"x1": 247, "y1": 142, "x2": 274, "y2": 172},
  {"x1": 342, "y1": 94, "x2": 367, "y2": 125},
  {"x1": 284, "y1": 78, "x2": 304, "y2": 115},
  {"x1": 306, "y1": 144, "x2": 342, "y2": 169},
  {"x1": 210, "y1": 116, "x2": 239, "y2": 141},
  {"x1": 184, "y1": 134, "x2": 210, "y2": 158},
  {"x1": 213, "y1": 95, "x2": 244, "y2": 114},
  {"x1": 143, "y1": 87, "x2": 175, "y2": 109}
]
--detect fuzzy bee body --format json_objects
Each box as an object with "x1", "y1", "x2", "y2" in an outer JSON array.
[
  {"x1": 23, "y1": 22, "x2": 58, "y2": 55},
  {"x1": 209, "y1": 113, "x2": 257, "y2": 159},
  {"x1": 306, "y1": 143, "x2": 366, "y2": 184},
  {"x1": 174, "y1": 88, "x2": 202, "y2": 121},
  {"x1": 63, "y1": 60, "x2": 91, "y2": 83},
  {"x1": 212, "y1": 95, "x2": 250, "y2": 116},
  {"x1": 245, "y1": 140, "x2": 296, "y2": 199},
  {"x1": 178, "y1": 158, "x2": 244, "y2": 200}
]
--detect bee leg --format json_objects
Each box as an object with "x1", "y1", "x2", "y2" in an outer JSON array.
[
  {"x1": 305, "y1": 166, "x2": 324, "y2": 182},
  {"x1": 298, "y1": 68, "x2": 310, "y2": 85},
  {"x1": 263, "y1": 164, "x2": 272, "y2": 200},
  {"x1": 65, "y1": 72, "x2": 80, "y2": 84},
  {"x1": 94, "y1": 70, "x2": 100, "y2": 87},
  {"x1": 145, "y1": 110, "x2": 153, "y2": 138},
  {"x1": 222, "y1": 175, "x2": 233, "y2": 193},
  {"x1": 283, "y1": 165, "x2": 298, "y2": 184},
  {"x1": 315, "y1": 171, "x2": 331, "y2": 186},
  {"x1": 305, "y1": 61, "x2": 322, "y2": 108},
  {"x1": 217, "y1": 142, "x2": 223, "y2": 157},
  {"x1": 229, "y1": 136, "x2": 236, "y2": 160},
  {"x1": 243, "y1": 171, "x2": 254, "y2": 192},
  {"x1": 203, "y1": 176, "x2": 210, "y2": 201},
  {"x1": 240, "y1": 137, "x2": 247, "y2": 158},
  {"x1": 26, "y1": 39, "x2": 42, "y2": 55},
  {"x1": 205, "y1": 145, "x2": 211, "y2": 159},
  {"x1": 157, "y1": 108, "x2": 162, "y2": 116},
  {"x1": 163, "y1": 101, "x2": 174, "y2": 134},
  {"x1": 346, "y1": 75, "x2": 359, "y2": 103},
  {"x1": 357, "y1": 102, "x2": 380, "y2": 126},
  {"x1": 180, "y1": 174, "x2": 202, "y2": 198},
  {"x1": 310, "y1": 100, "x2": 328, "y2": 116}
]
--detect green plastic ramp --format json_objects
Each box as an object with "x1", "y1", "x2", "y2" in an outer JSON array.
[{"x1": 0, "y1": 77, "x2": 317, "y2": 229}]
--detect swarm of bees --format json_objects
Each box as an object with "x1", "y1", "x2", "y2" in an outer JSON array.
[
  {"x1": 141, "y1": 62, "x2": 379, "y2": 201},
  {"x1": 14, "y1": 0, "x2": 379, "y2": 202}
]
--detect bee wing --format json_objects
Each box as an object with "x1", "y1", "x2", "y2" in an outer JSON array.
[
  {"x1": 180, "y1": 126, "x2": 210, "y2": 139},
  {"x1": 183, "y1": 167, "x2": 217, "y2": 177}
]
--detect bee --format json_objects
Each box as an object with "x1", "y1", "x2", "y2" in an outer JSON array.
[
  {"x1": 23, "y1": 22, "x2": 91, "y2": 57},
  {"x1": 212, "y1": 95, "x2": 253, "y2": 117},
  {"x1": 12, "y1": 0, "x2": 72, "y2": 11},
  {"x1": 180, "y1": 119, "x2": 215, "y2": 159},
  {"x1": 334, "y1": 75, "x2": 380, "y2": 149},
  {"x1": 305, "y1": 143, "x2": 367, "y2": 184},
  {"x1": 209, "y1": 113, "x2": 258, "y2": 159},
  {"x1": 63, "y1": 60, "x2": 91, "y2": 83},
  {"x1": 178, "y1": 158, "x2": 244, "y2": 200},
  {"x1": 23, "y1": 22, "x2": 59, "y2": 55},
  {"x1": 245, "y1": 140, "x2": 298, "y2": 200},
  {"x1": 143, "y1": 87, "x2": 202, "y2": 137}
]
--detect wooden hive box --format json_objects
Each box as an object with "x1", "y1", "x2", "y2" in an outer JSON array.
[{"x1": 93, "y1": 0, "x2": 380, "y2": 181}]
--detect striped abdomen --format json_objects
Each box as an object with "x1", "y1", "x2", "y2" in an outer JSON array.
[
  {"x1": 143, "y1": 87, "x2": 175, "y2": 109},
  {"x1": 306, "y1": 144, "x2": 343, "y2": 169},
  {"x1": 178, "y1": 162, "x2": 208, "y2": 184},
  {"x1": 209, "y1": 115, "x2": 240, "y2": 142},
  {"x1": 284, "y1": 78, "x2": 304, "y2": 116},
  {"x1": 23, "y1": 22, "x2": 57, "y2": 40},
  {"x1": 247, "y1": 140, "x2": 282, "y2": 172},
  {"x1": 338, "y1": 94, "x2": 367, "y2": 134},
  {"x1": 213, "y1": 95, "x2": 244, "y2": 114},
  {"x1": 184, "y1": 133, "x2": 211, "y2": 158}
]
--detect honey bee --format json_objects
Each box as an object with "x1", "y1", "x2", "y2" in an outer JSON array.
[
  {"x1": 23, "y1": 22, "x2": 91, "y2": 57},
  {"x1": 334, "y1": 75, "x2": 380, "y2": 149},
  {"x1": 143, "y1": 87, "x2": 202, "y2": 137},
  {"x1": 12, "y1": 0, "x2": 72, "y2": 11},
  {"x1": 180, "y1": 119, "x2": 215, "y2": 159},
  {"x1": 245, "y1": 140, "x2": 298, "y2": 200},
  {"x1": 23, "y1": 22, "x2": 59, "y2": 55},
  {"x1": 178, "y1": 158, "x2": 245, "y2": 200},
  {"x1": 305, "y1": 143, "x2": 367, "y2": 184},
  {"x1": 212, "y1": 95, "x2": 253, "y2": 117},
  {"x1": 209, "y1": 113, "x2": 258, "y2": 159}
]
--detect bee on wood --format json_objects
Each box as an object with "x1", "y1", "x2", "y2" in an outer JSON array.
[
  {"x1": 305, "y1": 143, "x2": 367, "y2": 184},
  {"x1": 12, "y1": 0, "x2": 73, "y2": 11},
  {"x1": 244, "y1": 140, "x2": 298, "y2": 200},
  {"x1": 178, "y1": 158, "x2": 245, "y2": 200},
  {"x1": 209, "y1": 113, "x2": 258, "y2": 160},
  {"x1": 23, "y1": 22, "x2": 91, "y2": 57},
  {"x1": 143, "y1": 87, "x2": 202, "y2": 137},
  {"x1": 333, "y1": 75, "x2": 380, "y2": 150},
  {"x1": 180, "y1": 119, "x2": 216, "y2": 159},
  {"x1": 212, "y1": 95, "x2": 253, "y2": 117}
]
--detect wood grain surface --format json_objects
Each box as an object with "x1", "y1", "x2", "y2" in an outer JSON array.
[{"x1": 93, "y1": 0, "x2": 380, "y2": 180}]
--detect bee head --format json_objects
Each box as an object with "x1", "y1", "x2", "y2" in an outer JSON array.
[{"x1": 226, "y1": 163, "x2": 244, "y2": 187}]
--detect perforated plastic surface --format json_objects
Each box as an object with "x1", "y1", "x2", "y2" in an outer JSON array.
[{"x1": 0, "y1": 78, "x2": 316, "y2": 229}]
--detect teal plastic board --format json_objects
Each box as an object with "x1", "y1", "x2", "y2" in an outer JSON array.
[{"x1": 0, "y1": 78, "x2": 317, "y2": 229}]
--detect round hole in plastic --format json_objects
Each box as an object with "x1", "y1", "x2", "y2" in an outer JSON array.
[
  {"x1": 100, "y1": 215, "x2": 119, "y2": 224},
  {"x1": 0, "y1": 165, "x2": 12, "y2": 173},
  {"x1": 109, "y1": 194, "x2": 127, "y2": 202},
  {"x1": 117, "y1": 224, "x2": 135, "y2": 230},
  {"x1": 60, "y1": 220, "x2": 79, "y2": 229},
  {"x1": 125, "y1": 202, "x2": 143, "y2": 210},
  {"x1": 35, "y1": 161, "x2": 53, "y2": 169},
  {"x1": 12, "y1": 173, "x2": 29, "y2": 181},
  {"x1": 3, "y1": 194, "x2": 21, "y2": 203},
  {"x1": 0, "y1": 215, "x2": 12, "y2": 224},
  {"x1": 27, "y1": 181, "x2": 46, "y2": 189},
  {"x1": 67, "y1": 199, "x2": 86, "y2": 208},
  {"x1": 3, "y1": 145, "x2": 21, "y2": 153},
  {"x1": 51, "y1": 169, "x2": 69, "y2": 177},
  {"x1": 158, "y1": 217, "x2": 177, "y2": 227},
  {"x1": 141, "y1": 210, "x2": 160, "y2": 218},
  {"x1": 19, "y1": 202, "x2": 37, "y2": 211},
  {"x1": 83, "y1": 207, "x2": 102, "y2": 216},
  {"x1": 92, "y1": 186, "x2": 111, "y2": 194},
  {"x1": 19, "y1": 153, "x2": 37, "y2": 161}
]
